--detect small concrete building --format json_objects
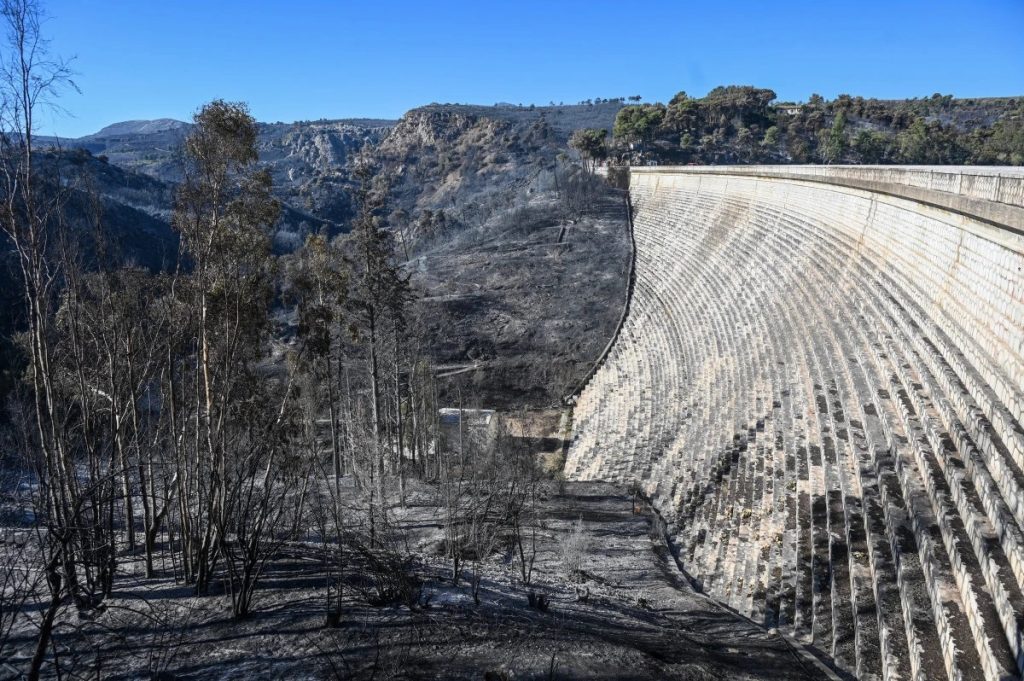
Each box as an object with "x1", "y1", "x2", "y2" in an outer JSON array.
[{"x1": 438, "y1": 408, "x2": 500, "y2": 458}]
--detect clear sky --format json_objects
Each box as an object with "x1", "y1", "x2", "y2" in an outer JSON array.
[{"x1": 37, "y1": 0, "x2": 1024, "y2": 138}]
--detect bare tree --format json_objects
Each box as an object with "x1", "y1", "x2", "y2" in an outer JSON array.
[
  {"x1": 0, "y1": 455, "x2": 41, "y2": 661},
  {"x1": 559, "y1": 518, "x2": 590, "y2": 582},
  {"x1": 499, "y1": 420, "x2": 541, "y2": 586},
  {"x1": 346, "y1": 161, "x2": 411, "y2": 543},
  {"x1": 0, "y1": 2, "x2": 91, "y2": 676},
  {"x1": 218, "y1": 373, "x2": 295, "y2": 618},
  {"x1": 464, "y1": 477, "x2": 503, "y2": 606},
  {"x1": 286, "y1": 234, "x2": 350, "y2": 617}
]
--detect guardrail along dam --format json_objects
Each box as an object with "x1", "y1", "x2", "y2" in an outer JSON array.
[{"x1": 566, "y1": 166, "x2": 1024, "y2": 681}]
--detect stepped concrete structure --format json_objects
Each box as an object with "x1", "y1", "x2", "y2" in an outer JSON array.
[{"x1": 567, "y1": 165, "x2": 1024, "y2": 681}]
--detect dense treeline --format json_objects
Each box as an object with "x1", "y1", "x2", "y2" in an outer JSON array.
[{"x1": 570, "y1": 86, "x2": 1024, "y2": 166}]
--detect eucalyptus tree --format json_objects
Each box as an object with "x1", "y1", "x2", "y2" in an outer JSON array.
[
  {"x1": 60, "y1": 267, "x2": 177, "y2": 579},
  {"x1": 171, "y1": 99, "x2": 282, "y2": 595},
  {"x1": 346, "y1": 162, "x2": 412, "y2": 539},
  {"x1": 569, "y1": 128, "x2": 608, "y2": 174},
  {"x1": 288, "y1": 234, "x2": 349, "y2": 486},
  {"x1": 0, "y1": 0, "x2": 85, "y2": 676},
  {"x1": 286, "y1": 232, "x2": 350, "y2": 615}
]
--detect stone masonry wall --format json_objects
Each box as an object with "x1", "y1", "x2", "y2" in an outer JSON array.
[{"x1": 566, "y1": 167, "x2": 1024, "y2": 681}]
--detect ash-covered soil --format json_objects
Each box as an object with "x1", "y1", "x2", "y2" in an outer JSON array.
[
  {"x1": 413, "y1": 190, "x2": 631, "y2": 409},
  {"x1": 3, "y1": 483, "x2": 826, "y2": 680}
]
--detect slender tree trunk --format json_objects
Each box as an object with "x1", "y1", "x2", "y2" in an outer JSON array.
[
  {"x1": 367, "y1": 310, "x2": 382, "y2": 545},
  {"x1": 409, "y1": 374, "x2": 419, "y2": 471},
  {"x1": 125, "y1": 351, "x2": 158, "y2": 575},
  {"x1": 393, "y1": 323, "x2": 406, "y2": 505},
  {"x1": 343, "y1": 366, "x2": 356, "y2": 481},
  {"x1": 28, "y1": 553, "x2": 64, "y2": 681}
]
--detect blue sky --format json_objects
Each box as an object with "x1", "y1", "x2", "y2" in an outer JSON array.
[{"x1": 38, "y1": 0, "x2": 1024, "y2": 138}]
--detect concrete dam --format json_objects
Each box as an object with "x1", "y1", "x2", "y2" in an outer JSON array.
[{"x1": 566, "y1": 165, "x2": 1024, "y2": 681}]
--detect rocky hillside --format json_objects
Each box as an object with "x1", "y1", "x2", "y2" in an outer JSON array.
[
  {"x1": 372, "y1": 103, "x2": 629, "y2": 407},
  {"x1": 42, "y1": 101, "x2": 625, "y2": 244},
  {"x1": 256, "y1": 119, "x2": 393, "y2": 226},
  {"x1": 18, "y1": 102, "x2": 631, "y2": 409},
  {"x1": 376, "y1": 101, "x2": 622, "y2": 223},
  {"x1": 49, "y1": 116, "x2": 394, "y2": 232}
]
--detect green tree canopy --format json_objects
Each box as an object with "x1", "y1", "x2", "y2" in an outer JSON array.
[
  {"x1": 820, "y1": 110, "x2": 848, "y2": 163},
  {"x1": 898, "y1": 117, "x2": 969, "y2": 164},
  {"x1": 665, "y1": 91, "x2": 699, "y2": 133},
  {"x1": 569, "y1": 127, "x2": 609, "y2": 173},
  {"x1": 975, "y1": 112, "x2": 1024, "y2": 165},
  {"x1": 613, "y1": 104, "x2": 666, "y2": 151},
  {"x1": 701, "y1": 85, "x2": 776, "y2": 127},
  {"x1": 851, "y1": 130, "x2": 892, "y2": 163}
]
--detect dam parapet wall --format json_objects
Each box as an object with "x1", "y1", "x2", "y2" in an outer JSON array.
[{"x1": 633, "y1": 165, "x2": 1024, "y2": 237}]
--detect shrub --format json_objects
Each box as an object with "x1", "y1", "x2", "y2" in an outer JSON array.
[{"x1": 352, "y1": 542, "x2": 423, "y2": 609}]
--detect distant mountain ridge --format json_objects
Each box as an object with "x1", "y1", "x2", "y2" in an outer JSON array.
[
  {"x1": 2, "y1": 102, "x2": 630, "y2": 410},
  {"x1": 38, "y1": 116, "x2": 399, "y2": 231},
  {"x1": 85, "y1": 118, "x2": 189, "y2": 138},
  {"x1": 31, "y1": 102, "x2": 622, "y2": 242}
]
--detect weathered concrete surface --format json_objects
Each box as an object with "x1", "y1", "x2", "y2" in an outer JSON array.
[
  {"x1": 632, "y1": 165, "x2": 1024, "y2": 235},
  {"x1": 568, "y1": 166, "x2": 1024, "y2": 681}
]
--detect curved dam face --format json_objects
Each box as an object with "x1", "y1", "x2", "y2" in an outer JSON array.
[{"x1": 567, "y1": 166, "x2": 1024, "y2": 681}]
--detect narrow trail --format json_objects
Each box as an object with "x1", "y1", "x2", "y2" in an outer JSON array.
[{"x1": 546, "y1": 482, "x2": 829, "y2": 680}]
